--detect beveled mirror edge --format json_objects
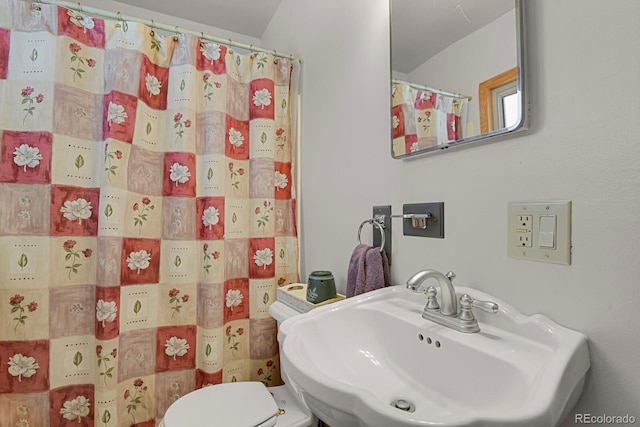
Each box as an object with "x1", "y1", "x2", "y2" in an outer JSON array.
[{"x1": 390, "y1": 0, "x2": 529, "y2": 160}]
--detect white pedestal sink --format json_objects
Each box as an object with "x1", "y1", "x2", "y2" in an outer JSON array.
[{"x1": 278, "y1": 285, "x2": 590, "y2": 427}]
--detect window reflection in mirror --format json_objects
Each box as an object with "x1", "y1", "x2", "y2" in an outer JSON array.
[
  {"x1": 479, "y1": 67, "x2": 518, "y2": 133},
  {"x1": 502, "y1": 93, "x2": 519, "y2": 128},
  {"x1": 391, "y1": 0, "x2": 527, "y2": 158}
]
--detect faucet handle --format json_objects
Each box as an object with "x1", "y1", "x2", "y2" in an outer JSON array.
[
  {"x1": 471, "y1": 298, "x2": 499, "y2": 314},
  {"x1": 425, "y1": 286, "x2": 440, "y2": 310},
  {"x1": 458, "y1": 294, "x2": 499, "y2": 321}
]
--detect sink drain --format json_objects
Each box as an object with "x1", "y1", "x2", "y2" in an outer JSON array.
[{"x1": 391, "y1": 398, "x2": 415, "y2": 412}]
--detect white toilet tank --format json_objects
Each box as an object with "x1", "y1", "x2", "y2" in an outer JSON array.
[{"x1": 268, "y1": 299, "x2": 302, "y2": 326}]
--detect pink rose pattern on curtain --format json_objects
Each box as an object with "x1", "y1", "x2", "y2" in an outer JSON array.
[
  {"x1": 391, "y1": 82, "x2": 468, "y2": 156},
  {"x1": 0, "y1": 0, "x2": 299, "y2": 425}
]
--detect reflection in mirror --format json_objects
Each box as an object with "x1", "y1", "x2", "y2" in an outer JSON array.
[{"x1": 391, "y1": 0, "x2": 527, "y2": 158}]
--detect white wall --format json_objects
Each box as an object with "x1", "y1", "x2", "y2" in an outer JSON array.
[{"x1": 264, "y1": 0, "x2": 640, "y2": 424}]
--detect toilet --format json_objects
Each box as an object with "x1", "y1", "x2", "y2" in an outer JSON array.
[{"x1": 160, "y1": 300, "x2": 315, "y2": 427}]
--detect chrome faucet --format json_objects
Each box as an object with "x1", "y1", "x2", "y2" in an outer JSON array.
[
  {"x1": 406, "y1": 269, "x2": 498, "y2": 333},
  {"x1": 406, "y1": 269, "x2": 458, "y2": 316}
]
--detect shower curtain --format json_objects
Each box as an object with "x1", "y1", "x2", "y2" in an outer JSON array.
[
  {"x1": 0, "y1": 0, "x2": 300, "y2": 425},
  {"x1": 392, "y1": 82, "x2": 468, "y2": 156}
]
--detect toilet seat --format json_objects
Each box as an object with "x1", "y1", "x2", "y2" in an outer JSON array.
[{"x1": 162, "y1": 382, "x2": 280, "y2": 427}]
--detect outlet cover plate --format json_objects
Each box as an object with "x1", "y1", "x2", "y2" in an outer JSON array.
[
  {"x1": 507, "y1": 201, "x2": 571, "y2": 265},
  {"x1": 403, "y1": 202, "x2": 444, "y2": 238}
]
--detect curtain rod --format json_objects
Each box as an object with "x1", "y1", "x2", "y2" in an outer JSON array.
[
  {"x1": 392, "y1": 78, "x2": 471, "y2": 101},
  {"x1": 28, "y1": 0, "x2": 301, "y2": 61}
]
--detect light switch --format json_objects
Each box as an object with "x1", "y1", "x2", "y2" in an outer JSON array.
[{"x1": 538, "y1": 215, "x2": 556, "y2": 248}]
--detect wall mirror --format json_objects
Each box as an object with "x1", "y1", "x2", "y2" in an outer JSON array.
[{"x1": 391, "y1": 0, "x2": 527, "y2": 159}]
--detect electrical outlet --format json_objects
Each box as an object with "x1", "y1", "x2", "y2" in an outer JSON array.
[
  {"x1": 515, "y1": 215, "x2": 532, "y2": 247},
  {"x1": 517, "y1": 232, "x2": 532, "y2": 247},
  {"x1": 507, "y1": 201, "x2": 571, "y2": 265},
  {"x1": 516, "y1": 215, "x2": 532, "y2": 232}
]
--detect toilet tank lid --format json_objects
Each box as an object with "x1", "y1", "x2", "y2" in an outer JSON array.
[
  {"x1": 269, "y1": 300, "x2": 301, "y2": 323},
  {"x1": 162, "y1": 381, "x2": 279, "y2": 427}
]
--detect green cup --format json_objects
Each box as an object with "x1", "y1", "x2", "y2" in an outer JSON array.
[{"x1": 306, "y1": 270, "x2": 337, "y2": 304}]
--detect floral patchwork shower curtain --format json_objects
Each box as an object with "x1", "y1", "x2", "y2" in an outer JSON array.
[
  {"x1": 0, "y1": 0, "x2": 300, "y2": 425},
  {"x1": 392, "y1": 82, "x2": 468, "y2": 156}
]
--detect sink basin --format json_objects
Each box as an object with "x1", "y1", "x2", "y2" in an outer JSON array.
[{"x1": 278, "y1": 285, "x2": 590, "y2": 427}]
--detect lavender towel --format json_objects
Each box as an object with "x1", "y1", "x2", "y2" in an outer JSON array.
[{"x1": 346, "y1": 244, "x2": 391, "y2": 298}]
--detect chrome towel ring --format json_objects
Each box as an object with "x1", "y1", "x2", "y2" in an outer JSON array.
[{"x1": 357, "y1": 219, "x2": 385, "y2": 252}]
